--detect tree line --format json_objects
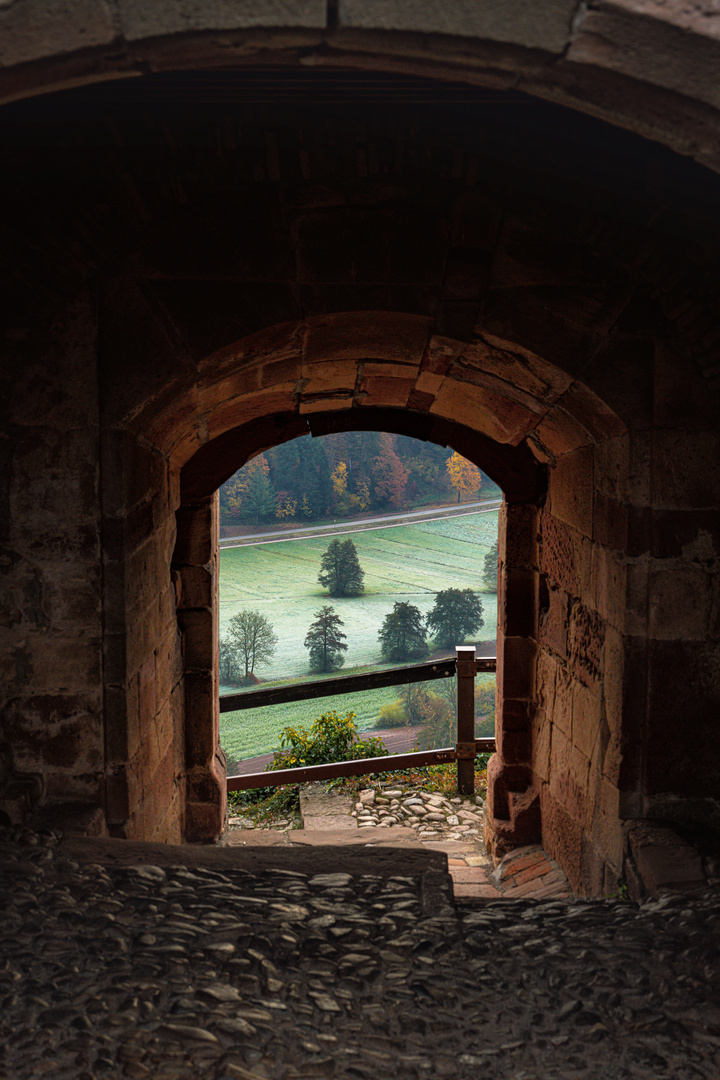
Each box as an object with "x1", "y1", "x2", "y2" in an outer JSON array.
[
  {"x1": 219, "y1": 431, "x2": 487, "y2": 526},
  {"x1": 220, "y1": 537, "x2": 497, "y2": 683}
]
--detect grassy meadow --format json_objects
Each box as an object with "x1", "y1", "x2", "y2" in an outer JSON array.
[{"x1": 219, "y1": 509, "x2": 498, "y2": 763}]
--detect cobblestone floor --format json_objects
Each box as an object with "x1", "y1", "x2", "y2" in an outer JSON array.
[{"x1": 2, "y1": 825, "x2": 720, "y2": 1080}]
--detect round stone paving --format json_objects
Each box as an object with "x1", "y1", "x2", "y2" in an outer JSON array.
[{"x1": 1, "y1": 825, "x2": 720, "y2": 1079}]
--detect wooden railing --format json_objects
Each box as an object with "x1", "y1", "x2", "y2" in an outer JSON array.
[{"x1": 222, "y1": 646, "x2": 496, "y2": 795}]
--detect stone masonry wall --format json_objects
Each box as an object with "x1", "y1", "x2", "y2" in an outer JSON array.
[
  {"x1": 100, "y1": 426, "x2": 185, "y2": 843},
  {"x1": 532, "y1": 337, "x2": 720, "y2": 895},
  {"x1": 0, "y1": 295, "x2": 105, "y2": 818}
]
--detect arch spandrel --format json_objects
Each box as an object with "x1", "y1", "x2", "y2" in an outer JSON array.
[{"x1": 171, "y1": 312, "x2": 627, "y2": 504}]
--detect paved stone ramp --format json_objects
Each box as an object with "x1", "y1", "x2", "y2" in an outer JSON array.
[
  {"x1": 2, "y1": 825, "x2": 720, "y2": 1080},
  {"x1": 297, "y1": 782, "x2": 572, "y2": 903}
]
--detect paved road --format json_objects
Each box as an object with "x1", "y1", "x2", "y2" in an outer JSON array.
[{"x1": 219, "y1": 498, "x2": 501, "y2": 549}]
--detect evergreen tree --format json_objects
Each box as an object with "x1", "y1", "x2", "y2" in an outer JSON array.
[
  {"x1": 304, "y1": 605, "x2": 348, "y2": 673},
  {"x1": 228, "y1": 610, "x2": 278, "y2": 678},
  {"x1": 318, "y1": 538, "x2": 365, "y2": 597},
  {"x1": 483, "y1": 539, "x2": 499, "y2": 591},
  {"x1": 426, "y1": 588, "x2": 484, "y2": 649},
  {"x1": 378, "y1": 601, "x2": 429, "y2": 661},
  {"x1": 242, "y1": 468, "x2": 277, "y2": 524}
]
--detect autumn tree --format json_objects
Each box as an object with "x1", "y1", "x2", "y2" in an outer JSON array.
[
  {"x1": 378, "y1": 601, "x2": 429, "y2": 661},
  {"x1": 304, "y1": 605, "x2": 348, "y2": 673},
  {"x1": 446, "y1": 452, "x2": 482, "y2": 503},
  {"x1": 483, "y1": 539, "x2": 499, "y2": 591},
  {"x1": 318, "y1": 538, "x2": 365, "y2": 597},
  {"x1": 426, "y1": 588, "x2": 484, "y2": 648},
  {"x1": 475, "y1": 675, "x2": 496, "y2": 739},
  {"x1": 275, "y1": 492, "x2": 297, "y2": 521},
  {"x1": 227, "y1": 610, "x2": 278, "y2": 679},
  {"x1": 420, "y1": 691, "x2": 455, "y2": 750},
  {"x1": 371, "y1": 432, "x2": 408, "y2": 509}
]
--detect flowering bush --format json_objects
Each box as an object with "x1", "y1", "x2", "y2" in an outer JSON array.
[{"x1": 269, "y1": 709, "x2": 388, "y2": 771}]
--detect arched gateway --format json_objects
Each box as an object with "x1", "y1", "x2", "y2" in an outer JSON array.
[{"x1": 1, "y1": 12, "x2": 719, "y2": 896}]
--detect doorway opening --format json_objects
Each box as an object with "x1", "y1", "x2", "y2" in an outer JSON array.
[{"x1": 216, "y1": 430, "x2": 502, "y2": 780}]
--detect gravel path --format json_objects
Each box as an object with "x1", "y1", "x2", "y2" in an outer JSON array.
[{"x1": 2, "y1": 825, "x2": 720, "y2": 1079}]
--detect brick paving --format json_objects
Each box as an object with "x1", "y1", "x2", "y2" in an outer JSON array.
[{"x1": 430, "y1": 841, "x2": 572, "y2": 902}]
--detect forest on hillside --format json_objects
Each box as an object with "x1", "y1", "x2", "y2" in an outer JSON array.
[{"x1": 219, "y1": 431, "x2": 493, "y2": 527}]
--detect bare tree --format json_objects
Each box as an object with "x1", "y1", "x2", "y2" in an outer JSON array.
[{"x1": 227, "y1": 610, "x2": 278, "y2": 678}]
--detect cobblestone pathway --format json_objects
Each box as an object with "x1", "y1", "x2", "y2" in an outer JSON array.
[
  {"x1": 3, "y1": 824, "x2": 719, "y2": 1080},
  {"x1": 229, "y1": 780, "x2": 572, "y2": 904}
]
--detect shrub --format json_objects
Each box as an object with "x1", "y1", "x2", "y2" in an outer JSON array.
[
  {"x1": 374, "y1": 701, "x2": 408, "y2": 729},
  {"x1": 269, "y1": 709, "x2": 388, "y2": 771}
]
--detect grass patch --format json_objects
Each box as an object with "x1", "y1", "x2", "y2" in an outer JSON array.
[{"x1": 220, "y1": 510, "x2": 498, "y2": 763}]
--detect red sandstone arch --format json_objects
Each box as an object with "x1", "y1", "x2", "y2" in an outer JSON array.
[
  {"x1": 1, "y1": 26, "x2": 718, "y2": 893},
  {"x1": 99, "y1": 306, "x2": 629, "y2": 887}
]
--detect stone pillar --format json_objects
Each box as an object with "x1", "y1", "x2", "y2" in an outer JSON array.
[
  {"x1": 485, "y1": 500, "x2": 541, "y2": 859},
  {"x1": 173, "y1": 492, "x2": 226, "y2": 841},
  {"x1": 100, "y1": 428, "x2": 185, "y2": 842}
]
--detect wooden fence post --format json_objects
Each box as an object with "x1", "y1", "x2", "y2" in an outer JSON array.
[{"x1": 455, "y1": 645, "x2": 476, "y2": 795}]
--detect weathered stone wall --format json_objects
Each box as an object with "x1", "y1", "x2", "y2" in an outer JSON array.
[
  {"x1": 100, "y1": 426, "x2": 185, "y2": 843},
  {"x1": 0, "y1": 295, "x2": 105, "y2": 819},
  {"x1": 0, "y1": 39, "x2": 718, "y2": 883},
  {"x1": 530, "y1": 336, "x2": 720, "y2": 895}
]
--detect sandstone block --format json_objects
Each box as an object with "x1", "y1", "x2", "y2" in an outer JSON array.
[
  {"x1": 430, "y1": 378, "x2": 539, "y2": 445},
  {"x1": 648, "y1": 564, "x2": 711, "y2": 640},
  {"x1": 496, "y1": 725, "x2": 531, "y2": 765},
  {"x1": 498, "y1": 566, "x2": 537, "y2": 637},
  {"x1": 531, "y1": 709, "x2": 552, "y2": 784},
  {"x1": 119, "y1": 0, "x2": 326, "y2": 40},
  {"x1": 571, "y1": 680, "x2": 599, "y2": 761},
  {"x1": 591, "y1": 543, "x2": 627, "y2": 630},
  {"x1": 531, "y1": 406, "x2": 593, "y2": 458},
  {"x1": 105, "y1": 684, "x2": 130, "y2": 762},
  {"x1": 595, "y1": 434, "x2": 630, "y2": 501},
  {"x1": 535, "y1": 649, "x2": 558, "y2": 717},
  {"x1": 174, "y1": 500, "x2": 215, "y2": 566},
  {"x1": 538, "y1": 584, "x2": 569, "y2": 660},
  {"x1": 651, "y1": 429, "x2": 720, "y2": 510},
  {"x1": 178, "y1": 607, "x2": 214, "y2": 671},
  {"x1": 184, "y1": 672, "x2": 217, "y2": 767},
  {"x1": 568, "y1": 3, "x2": 720, "y2": 112},
  {"x1": 339, "y1": 0, "x2": 577, "y2": 53},
  {"x1": 567, "y1": 600, "x2": 605, "y2": 689},
  {"x1": 304, "y1": 311, "x2": 431, "y2": 365},
  {"x1": 539, "y1": 786, "x2": 584, "y2": 895},
  {"x1": 0, "y1": 0, "x2": 115, "y2": 67},
  {"x1": 548, "y1": 445, "x2": 594, "y2": 537},
  {"x1": 540, "y1": 511, "x2": 592, "y2": 598},
  {"x1": 645, "y1": 639, "x2": 720, "y2": 798},
  {"x1": 497, "y1": 635, "x2": 536, "y2": 700}
]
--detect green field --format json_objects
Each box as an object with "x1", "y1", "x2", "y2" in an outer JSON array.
[{"x1": 219, "y1": 509, "x2": 498, "y2": 762}]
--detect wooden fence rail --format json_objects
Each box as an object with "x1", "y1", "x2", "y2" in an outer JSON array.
[{"x1": 223, "y1": 647, "x2": 496, "y2": 796}]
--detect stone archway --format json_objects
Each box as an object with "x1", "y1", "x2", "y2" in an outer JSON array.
[
  {"x1": 0, "y1": 57, "x2": 718, "y2": 894},
  {"x1": 174, "y1": 396, "x2": 550, "y2": 845},
  {"x1": 111, "y1": 307, "x2": 629, "y2": 898}
]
